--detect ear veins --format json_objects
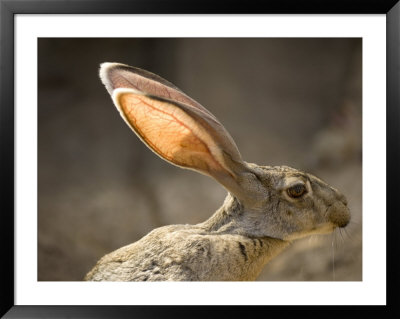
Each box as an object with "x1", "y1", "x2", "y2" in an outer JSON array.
[{"x1": 115, "y1": 90, "x2": 234, "y2": 177}]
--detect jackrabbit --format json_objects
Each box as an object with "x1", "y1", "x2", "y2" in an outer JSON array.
[{"x1": 85, "y1": 62, "x2": 350, "y2": 281}]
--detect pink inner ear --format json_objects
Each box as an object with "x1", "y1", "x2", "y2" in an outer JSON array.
[{"x1": 118, "y1": 93, "x2": 224, "y2": 175}]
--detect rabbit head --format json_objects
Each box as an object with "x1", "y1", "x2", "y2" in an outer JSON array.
[
  {"x1": 232, "y1": 164, "x2": 350, "y2": 241},
  {"x1": 99, "y1": 62, "x2": 350, "y2": 242}
]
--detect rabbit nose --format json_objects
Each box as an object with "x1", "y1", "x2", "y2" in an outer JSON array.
[{"x1": 327, "y1": 201, "x2": 351, "y2": 228}]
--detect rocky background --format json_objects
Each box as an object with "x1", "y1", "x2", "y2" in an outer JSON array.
[{"x1": 38, "y1": 38, "x2": 362, "y2": 281}]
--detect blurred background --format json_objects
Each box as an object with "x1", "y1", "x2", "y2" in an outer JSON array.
[{"x1": 38, "y1": 38, "x2": 362, "y2": 281}]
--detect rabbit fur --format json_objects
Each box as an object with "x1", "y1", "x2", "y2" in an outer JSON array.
[{"x1": 84, "y1": 63, "x2": 350, "y2": 281}]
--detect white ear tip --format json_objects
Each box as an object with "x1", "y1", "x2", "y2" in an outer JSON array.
[
  {"x1": 99, "y1": 62, "x2": 114, "y2": 93},
  {"x1": 99, "y1": 62, "x2": 117, "y2": 77},
  {"x1": 99, "y1": 62, "x2": 129, "y2": 72},
  {"x1": 100, "y1": 62, "x2": 116, "y2": 68},
  {"x1": 99, "y1": 62, "x2": 128, "y2": 94}
]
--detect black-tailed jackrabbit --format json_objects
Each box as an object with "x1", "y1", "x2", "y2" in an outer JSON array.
[{"x1": 85, "y1": 63, "x2": 350, "y2": 281}]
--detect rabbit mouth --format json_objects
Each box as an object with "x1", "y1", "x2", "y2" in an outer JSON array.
[{"x1": 284, "y1": 201, "x2": 350, "y2": 241}]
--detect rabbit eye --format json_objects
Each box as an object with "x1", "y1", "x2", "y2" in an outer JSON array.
[{"x1": 287, "y1": 184, "x2": 307, "y2": 198}]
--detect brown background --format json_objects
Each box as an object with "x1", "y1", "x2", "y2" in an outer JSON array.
[{"x1": 38, "y1": 38, "x2": 362, "y2": 281}]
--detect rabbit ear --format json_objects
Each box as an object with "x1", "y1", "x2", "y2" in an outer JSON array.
[{"x1": 100, "y1": 63, "x2": 257, "y2": 200}]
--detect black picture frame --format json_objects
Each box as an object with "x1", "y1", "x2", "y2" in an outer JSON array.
[{"x1": 1, "y1": 0, "x2": 399, "y2": 318}]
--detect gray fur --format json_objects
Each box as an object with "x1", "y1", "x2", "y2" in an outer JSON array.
[{"x1": 84, "y1": 63, "x2": 350, "y2": 281}]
